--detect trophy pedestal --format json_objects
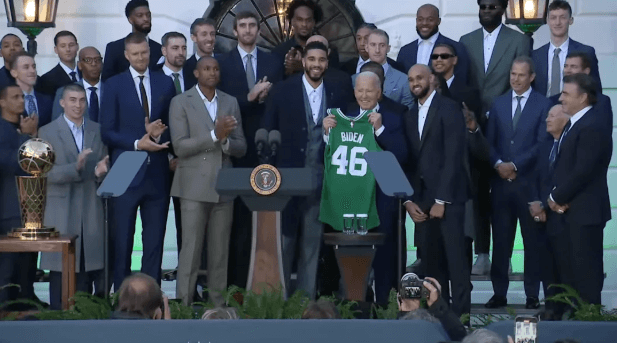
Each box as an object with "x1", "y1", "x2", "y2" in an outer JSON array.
[{"x1": 9, "y1": 227, "x2": 59, "y2": 240}]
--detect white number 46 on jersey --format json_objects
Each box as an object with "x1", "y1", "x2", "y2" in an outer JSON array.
[{"x1": 332, "y1": 145, "x2": 368, "y2": 176}]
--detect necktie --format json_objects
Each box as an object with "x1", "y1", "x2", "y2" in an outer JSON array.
[
  {"x1": 88, "y1": 87, "x2": 100, "y2": 122},
  {"x1": 513, "y1": 95, "x2": 523, "y2": 128},
  {"x1": 549, "y1": 140, "x2": 559, "y2": 168},
  {"x1": 549, "y1": 48, "x2": 561, "y2": 97},
  {"x1": 558, "y1": 119, "x2": 572, "y2": 151},
  {"x1": 246, "y1": 53, "x2": 256, "y2": 89},
  {"x1": 70, "y1": 71, "x2": 78, "y2": 83},
  {"x1": 25, "y1": 94, "x2": 37, "y2": 116},
  {"x1": 139, "y1": 75, "x2": 149, "y2": 119},
  {"x1": 172, "y1": 73, "x2": 182, "y2": 95}
]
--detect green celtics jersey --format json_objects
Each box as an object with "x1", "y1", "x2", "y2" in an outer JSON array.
[{"x1": 319, "y1": 108, "x2": 381, "y2": 231}]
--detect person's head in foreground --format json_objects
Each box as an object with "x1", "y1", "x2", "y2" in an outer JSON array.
[
  {"x1": 301, "y1": 300, "x2": 341, "y2": 319},
  {"x1": 462, "y1": 329, "x2": 507, "y2": 343},
  {"x1": 116, "y1": 273, "x2": 167, "y2": 319},
  {"x1": 201, "y1": 307, "x2": 240, "y2": 320}
]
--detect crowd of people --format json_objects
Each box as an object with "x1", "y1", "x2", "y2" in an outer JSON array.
[{"x1": 0, "y1": 0, "x2": 612, "y2": 323}]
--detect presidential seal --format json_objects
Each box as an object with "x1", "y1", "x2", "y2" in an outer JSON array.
[{"x1": 250, "y1": 164, "x2": 281, "y2": 195}]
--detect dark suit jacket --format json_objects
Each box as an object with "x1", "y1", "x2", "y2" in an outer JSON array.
[
  {"x1": 379, "y1": 96, "x2": 408, "y2": 116},
  {"x1": 0, "y1": 66, "x2": 15, "y2": 90},
  {"x1": 24, "y1": 91, "x2": 53, "y2": 128},
  {"x1": 447, "y1": 76, "x2": 482, "y2": 124},
  {"x1": 549, "y1": 91, "x2": 613, "y2": 135},
  {"x1": 37, "y1": 63, "x2": 77, "y2": 96},
  {"x1": 551, "y1": 107, "x2": 612, "y2": 226},
  {"x1": 183, "y1": 55, "x2": 199, "y2": 89},
  {"x1": 101, "y1": 36, "x2": 163, "y2": 82},
  {"x1": 486, "y1": 89, "x2": 551, "y2": 183},
  {"x1": 0, "y1": 118, "x2": 29, "y2": 221},
  {"x1": 153, "y1": 63, "x2": 196, "y2": 93},
  {"x1": 529, "y1": 138, "x2": 555, "y2": 208},
  {"x1": 532, "y1": 39, "x2": 602, "y2": 94},
  {"x1": 262, "y1": 73, "x2": 353, "y2": 168},
  {"x1": 397, "y1": 33, "x2": 470, "y2": 81},
  {"x1": 216, "y1": 48, "x2": 283, "y2": 167},
  {"x1": 99, "y1": 69, "x2": 175, "y2": 190},
  {"x1": 340, "y1": 56, "x2": 405, "y2": 76},
  {"x1": 403, "y1": 92, "x2": 469, "y2": 209}
]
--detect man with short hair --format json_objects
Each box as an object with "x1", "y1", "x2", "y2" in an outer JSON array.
[
  {"x1": 0, "y1": 34, "x2": 24, "y2": 90},
  {"x1": 38, "y1": 84, "x2": 109, "y2": 310},
  {"x1": 341, "y1": 23, "x2": 404, "y2": 76},
  {"x1": 114, "y1": 273, "x2": 170, "y2": 319},
  {"x1": 397, "y1": 4, "x2": 469, "y2": 81},
  {"x1": 10, "y1": 52, "x2": 52, "y2": 127},
  {"x1": 185, "y1": 18, "x2": 217, "y2": 87},
  {"x1": 38, "y1": 31, "x2": 80, "y2": 96},
  {"x1": 531, "y1": 0, "x2": 601, "y2": 97},
  {"x1": 159, "y1": 32, "x2": 192, "y2": 93},
  {"x1": 101, "y1": 0, "x2": 163, "y2": 81}
]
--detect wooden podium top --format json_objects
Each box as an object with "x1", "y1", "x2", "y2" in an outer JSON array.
[
  {"x1": 323, "y1": 233, "x2": 385, "y2": 246},
  {"x1": 0, "y1": 235, "x2": 77, "y2": 253}
]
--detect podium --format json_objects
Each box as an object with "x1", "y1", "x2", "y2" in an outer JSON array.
[{"x1": 216, "y1": 167, "x2": 314, "y2": 296}]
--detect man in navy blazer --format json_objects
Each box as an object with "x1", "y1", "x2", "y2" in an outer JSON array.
[
  {"x1": 485, "y1": 57, "x2": 552, "y2": 310},
  {"x1": 185, "y1": 18, "x2": 217, "y2": 87},
  {"x1": 101, "y1": 0, "x2": 163, "y2": 82},
  {"x1": 397, "y1": 4, "x2": 469, "y2": 82},
  {"x1": 0, "y1": 34, "x2": 23, "y2": 91},
  {"x1": 100, "y1": 33, "x2": 176, "y2": 289},
  {"x1": 10, "y1": 52, "x2": 52, "y2": 127},
  {"x1": 263, "y1": 42, "x2": 353, "y2": 298},
  {"x1": 546, "y1": 74, "x2": 612, "y2": 306},
  {"x1": 38, "y1": 31, "x2": 80, "y2": 97},
  {"x1": 531, "y1": 1, "x2": 601, "y2": 97}
]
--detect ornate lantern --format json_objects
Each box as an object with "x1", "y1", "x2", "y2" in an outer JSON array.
[
  {"x1": 3, "y1": 0, "x2": 60, "y2": 55},
  {"x1": 505, "y1": 0, "x2": 549, "y2": 36}
]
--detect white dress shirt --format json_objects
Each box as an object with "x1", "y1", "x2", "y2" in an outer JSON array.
[
  {"x1": 129, "y1": 66, "x2": 152, "y2": 118},
  {"x1": 82, "y1": 79, "x2": 101, "y2": 108},
  {"x1": 547, "y1": 38, "x2": 570, "y2": 94},
  {"x1": 302, "y1": 74, "x2": 324, "y2": 124},
  {"x1": 417, "y1": 90, "x2": 436, "y2": 140},
  {"x1": 417, "y1": 31, "x2": 440, "y2": 65},
  {"x1": 494, "y1": 87, "x2": 532, "y2": 167},
  {"x1": 238, "y1": 45, "x2": 258, "y2": 79},
  {"x1": 446, "y1": 75, "x2": 455, "y2": 88},
  {"x1": 59, "y1": 61, "x2": 80, "y2": 82},
  {"x1": 162, "y1": 65, "x2": 185, "y2": 93},
  {"x1": 483, "y1": 24, "x2": 503, "y2": 73},
  {"x1": 356, "y1": 56, "x2": 370, "y2": 74},
  {"x1": 63, "y1": 114, "x2": 84, "y2": 152},
  {"x1": 196, "y1": 86, "x2": 230, "y2": 150}
]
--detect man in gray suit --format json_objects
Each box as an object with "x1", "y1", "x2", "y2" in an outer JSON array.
[
  {"x1": 38, "y1": 84, "x2": 110, "y2": 310},
  {"x1": 52, "y1": 47, "x2": 103, "y2": 122},
  {"x1": 169, "y1": 56, "x2": 246, "y2": 306},
  {"x1": 354, "y1": 29, "x2": 414, "y2": 109},
  {"x1": 459, "y1": 0, "x2": 531, "y2": 275}
]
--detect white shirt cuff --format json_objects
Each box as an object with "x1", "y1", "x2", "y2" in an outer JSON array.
[
  {"x1": 494, "y1": 159, "x2": 503, "y2": 168},
  {"x1": 221, "y1": 138, "x2": 230, "y2": 151},
  {"x1": 511, "y1": 162, "x2": 517, "y2": 171},
  {"x1": 210, "y1": 130, "x2": 219, "y2": 143},
  {"x1": 134, "y1": 140, "x2": 139, "y2": 151},
  {"x1": 549, "y1": 194, "x2": 555, "y2": 202},
  {"x1": 435, "y1": 199, "x2": 451, "y2": 205},
  {"x1": 323, "y1": 133, "x2": 329, "y2": 143},
  {"x1": 375, "y1": 125, "x2": 385, "y2": 137}
]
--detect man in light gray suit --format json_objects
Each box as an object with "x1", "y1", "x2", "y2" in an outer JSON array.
[
  {"x1": 353, "y1": 29, "x2": 414, "y2": 109},
  {"x1": 169, "y1": 56, "x2": 246, "y2": 306},
  {"x1": 39, "y1": 84, "x2": 109, "y2": 310},
  {"x1": 51, "y1": 47, "x2": 103, "y2": 122}
]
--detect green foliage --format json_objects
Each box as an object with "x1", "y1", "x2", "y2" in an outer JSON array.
[
  {"x1": 371, "y1": 289, "x2": 399, "y2": 320},
  {"x1": 209, "y1": 285, "x2": 310, "y2": 319},
  {"x1": 169, "y1": 299, "x2": 200, "y2": 319},
  {"x1": 317, "y1": 295, "x2": 360, "y2": 320},
  {"x1": 35, "y1": 292, "x2": 113, "y2": 320},
  {"x1": 545, "y1": 284, "x2": 617, "y2": 321}
]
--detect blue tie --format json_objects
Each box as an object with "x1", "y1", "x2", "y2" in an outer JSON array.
[
  {"x1": 25, "y1": 94, "x2": 37, "y2": 116},
  {"x1": 549, "y1": 140, "x2": 559, "y2": 168},
  {"x1": 70, "y1": 71, "x2": 78, "y2": 82},
  {"x1": 88, "y1": 87, "x2": 100, "y2": 122}
]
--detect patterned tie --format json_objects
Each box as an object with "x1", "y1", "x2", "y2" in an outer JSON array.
[
  {"x1": 246, "y1": 53, "x2": 256, "y2": 89},
  {"x1": 549, "y1": 140, "x2": 559, "y2": 169},
  {"x1": 139, "y1": 76, "x2": 149, "y2": 119},
  {"x1": 88, "y1": 87, "x2": 100, "y2": 122},
  {"x1": 25, "y1": 94, "x2": 37, "y2": 116},
  {"x1": 172, "y1": 73, "x2": 182, "y2": 95},
  {"x1": 70, "y1": 71, "x2": 78, "y2": 83},
  {"x1": 548, "y1": 48, "x2": 561, "y2": 97},
  {"x1": 513, "y1": 95, "x2": 523, "y2": 128}
]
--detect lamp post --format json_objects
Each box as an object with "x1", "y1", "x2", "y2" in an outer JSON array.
[
  {"x1": 3, "y1": 0, "x2": 60, "y2": 56},
  {"x1": 505, "y1": 0, "x2": 549, "y2": 37}
]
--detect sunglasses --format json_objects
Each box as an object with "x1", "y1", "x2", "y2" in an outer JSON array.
[
  {"x1": 431, "y1": 53, "x2": 455, "y2": 60},
  {"x1": 479, "y1": 5, "x2": 499, "y2": 10}
]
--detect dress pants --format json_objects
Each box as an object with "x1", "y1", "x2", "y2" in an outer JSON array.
[
  {"x1": 0, "y1": 217, "x2": 36, "y2": 303},
  {"x1": 227, "y1": 198, "x2": 252, "y2": 288},
  {"x1": 474, "y1": 172, "x2": 492, "y2": 254},
  {"x1": 563, "y1": 221, "x2": 605, "y2": 305},
  {"x1": 490, "y1": 179, "x2": 543, "y2": 298},
  {"x1": 176, "y1": 198, "x2": 233, "y2": 306},
  {"x1": 540, "y1": 213, "x2": 571, "y2": 316}
]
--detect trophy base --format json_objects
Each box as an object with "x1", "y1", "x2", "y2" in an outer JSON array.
[{"x1": 9, "y1": 227, "x2": 59, "y2": 240}]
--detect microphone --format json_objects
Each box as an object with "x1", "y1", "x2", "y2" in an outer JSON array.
[
  {"x1": 255, "y1": 129, "x2": 268, "y2": 158},
  {"x1": 268, "y1": 130, "x2": 281, "y2": 160}
]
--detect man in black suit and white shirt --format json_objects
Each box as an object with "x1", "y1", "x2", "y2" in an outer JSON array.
[
  {"x1": 38, "y1": 31, "x2": 80, "y2": 96},
  {"x1": 0, "y1": 34, "x2": 23, "y2": 90},
  {"x1": 185, "y1": 18, "x2": 217, "y2": 88}
]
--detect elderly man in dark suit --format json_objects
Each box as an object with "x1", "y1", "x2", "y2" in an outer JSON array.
[
  {"x1": 10, "y1": 52, "x2": 52, "y2": 127},
  {"x1": 39, "y1": 84, "x2": 109, "y2": 310},
  {"x1": 101, "y1": 0, "x2": 163, "y2": 82},
  {"x1": 0, "y1": 34, "x2": 23, "y2": 90},
  {"x1": 38, "y1": 31, "x2": 80, "y2": 96},
  {"x1": 100, "y1": 32, "x2": 176, "y2": 288},
  {"x1": 403, "y1": 64, "x2": 470, "y2": 317},
  {"x1": 263, "y1": 41, "x2": 353, "y2": 298}
]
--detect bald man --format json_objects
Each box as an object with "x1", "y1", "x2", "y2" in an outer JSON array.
[
  {"x1": 402, "y1": 64, "x2": 470, "y2": 316},
  {"x1": 52, "y1": 46, "x2": 103, "y2": 122}
]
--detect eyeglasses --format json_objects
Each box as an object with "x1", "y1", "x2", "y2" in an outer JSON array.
[
  {"x1": 81, "y1": 57, "x2": 103, "y2": 65},
  {"x1": 431, "y1": 54, "x2": 455, "y2": 60},
  {"x1": 479, "y1": 5, "x2": 499, "y2": 10}
]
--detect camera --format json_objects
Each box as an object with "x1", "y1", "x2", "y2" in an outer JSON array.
[{"x1": 398, "y1": 273, "x2": 431, "y2": 299}]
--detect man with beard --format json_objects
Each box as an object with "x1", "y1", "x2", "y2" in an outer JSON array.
[
  {"x1": 185, "y1": 18, "x2": 217, "y2": 88},
  {"x1": 403, "y1": 64, "x2": 470, "y2": 317},
  {"x1": 397, "y1": 4, "x2": 469, "y2": 82},
  {"x1": 341, "y1": 23, "x2": 405, "y2": 76},
  {"x1": 263, "y1": 41, "x2": 352, "y2": 298},
  {"x1": 38, "y1": 31, "x2": 80, "y2": 96},
  {"x1": 459, "y1": 0, "x2": 530, "y2": 275},
  {"x1": 102, "y1": 0, "x2": 163, "y2": 82},
  {"x1": 0, "y1": 34, "x2": 24, "y2": 90},
  {"x1": 216, "y1": 11, "x2": 282, "y2": 289},
  {"x1": 11, "y1": 52, "x2": 52, "y2": 127}
]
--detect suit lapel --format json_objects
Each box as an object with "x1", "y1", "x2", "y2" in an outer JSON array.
[
  {"x1": 56, "y1": 116, "x2": 79, "y2": 158},
  {"x1": 538, "y1": 43, "x2": 550, "y2": 90},
  {"x1": 149, "y1": 72, "x2": 160, "y2": 120},
  {"x1": 188, "y1": 86, "x2": 215, "y2": 129},
  {"x1": 486, "y1": 27, "x2": 510, "y2": 76},
  {"x1": 83, "y1": 118, "x2": 95, "y2": 150},
  {"x1": 471, "y1": 29, "x2": 485, "y2": 78},
  {"x1": 420, "y1": 94, "x2": 439, "y2": 148},
  {"x1": 55, "y1": 64, "x2": 73, "y2": 84},
  {"x1": 409, "y1": 104, "x2": 421, "y2": 150},
  {"x1": 411, "y1": 40, "x2": 420, "y2": 64},
  {"x1": 384, "y1": 67, "x2": 396, "y2": 96},
  {"x1": 231, "y1": 48, "x2": 249, "y2": 92}
]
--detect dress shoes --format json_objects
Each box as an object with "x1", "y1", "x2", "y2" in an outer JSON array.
[
  {"x1": 526, "y1": 297, "x2": 540, "y2": 309},
  {"x1": 162, "y1": 269, "x2": 177, "y2": 281},
  {"x1": 484, "y1": 295, "x2": 508, "y2": 308},
  {"x1": 471, "y1": 254, "x2": 491, "y2": 275}
]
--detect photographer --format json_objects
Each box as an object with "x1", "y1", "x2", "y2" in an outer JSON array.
[{"x1": 397, "y1": 274, "x2": 466, "y2": 341}]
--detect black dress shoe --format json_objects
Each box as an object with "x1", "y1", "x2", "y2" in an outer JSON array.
[
  {"x1": 484, "y1": 295, "x2": 507, "y2": 308},
  {"x1": 163, "y1": 269, "x2": 177, "y2": 281},
  {"x1": 526, "y1": 297, "x2": 540, "y2": 309}
]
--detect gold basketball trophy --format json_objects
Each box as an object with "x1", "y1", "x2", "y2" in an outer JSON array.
[{"x1": 9, "y1": 138, "x2": 58, "y2": 240}]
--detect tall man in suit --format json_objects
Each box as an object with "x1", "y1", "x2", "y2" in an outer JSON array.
[
  {"x1": 263, "y1": 42, "x2": 353, "y2": 298},
  {"x1": 100, "y1": 32, "x2": 176, "y2": 289},
  {"x1": 397, "y1": 4, "x2": 469, "y2": 82},
  {"x1": 39, "y1": 84, "x2": 109, "y2": 310},
  {"x1": 38, "y1": 31, "x2": 80, "y2": 96},
  {"x1": 531, "y1": 0, "x2": 601, "y2": 97},
  {"x1": 403, "y1": 64, "x2": 470, "y2": 317},
  {"x1": 10, "y1": 52, "x2": 52, "y2": 127},
  {"x1": 169, "y1": 56, "x2": 247, "y2": 306},
  {"x1": 485, "y1": 57, "x2": 551, "y2": 309},
  {"x1": 101, "y1": 0, "x2": 163, "y2": 82},
  {"x1": 0, "y1": 34, "x2": 23, "y2": 90},
  {"x1": 52, "y1": 47, "x2": 103, "y2": 122},
  {"x1": 341, "y1": 23, "x2": 405, "y2": 76},
  {"x1": 216, "y1": 11, "x2": 282, "y2": 288},
  {"x1": 547, "y1": 73, "x2": 612, "y2": 306},
  {"x1": 185, "y1": 18, "x2": 217, "y2": 88},
  {"x1": 0, "y1": 85, "x2": 38, "y2": 304}
]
